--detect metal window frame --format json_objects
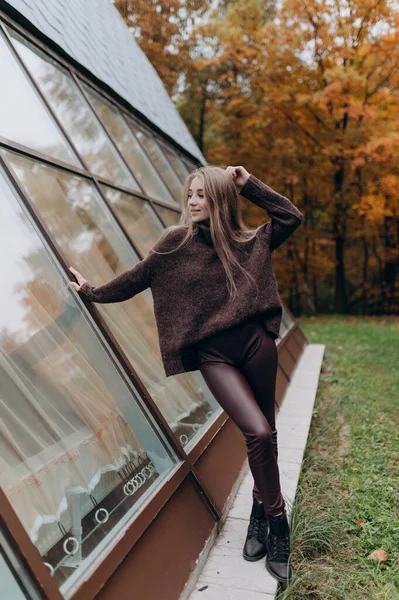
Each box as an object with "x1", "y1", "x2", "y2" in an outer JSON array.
[
  {"x1": 0, "y1": 9, "x2": 201, "y2": 173},
  {"x1": 0, "y1": 21, "x2": 182, "y2": 217},
  {"x1": 122, "y1": 111, "x2": 184, "y2": 199},
  {"x1": 76, "y1": 76, "x2": 181, "y2": 210},
  {"x1": 0, "y1": 152, "x2": 223, "y2": 599},
  {"x1": 0, "y1": 8, "x2": 304, "y2": 599},
  {"x1": 0, "y1": 12, "x2": 225, "y2": 599}
]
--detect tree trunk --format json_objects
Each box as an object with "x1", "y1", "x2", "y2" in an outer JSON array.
[
  {"x1": 197, "y1": 87, "x2": 207, "y2": 153},
  {"x1": 362, "y1": 229, "x2": 369, "y2": 315},
  {"x1": 333, "y1": 164, "x2": 347, "y2": 313}
]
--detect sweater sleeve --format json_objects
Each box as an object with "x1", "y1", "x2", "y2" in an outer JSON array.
[
  {"x1": 239, "y1": 174, "x2": 304, "y2": 252},
  {"x1": 77, "y1": 256, "x2": 151, "y2": 304}
]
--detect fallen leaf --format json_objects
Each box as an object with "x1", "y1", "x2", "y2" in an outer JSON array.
[
  {"x1": 367, "y1": 549, "x2": 388, "y2": 563},
  {"x1": 356, "y1": 518, "x2": 364, "y2": 527},
  {"x1": 341, "y1": 489, "x2": 349, "y2": 497},
  {"x1": 338, "y1": 345, "x2": 343, "y2": 349}
]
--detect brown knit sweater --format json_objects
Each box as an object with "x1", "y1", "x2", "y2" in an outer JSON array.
[{"x1": 78, "y1": 174, "x2": 303, "y2": 376}]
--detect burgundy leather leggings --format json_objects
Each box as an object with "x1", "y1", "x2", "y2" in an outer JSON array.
[{"x1": 197, "y1": 317, "x2": 285, "y2": 516}]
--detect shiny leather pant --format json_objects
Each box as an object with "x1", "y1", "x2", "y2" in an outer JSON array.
[{"x1": 197, "y1": 318, "x2": 285, "y2": 516}]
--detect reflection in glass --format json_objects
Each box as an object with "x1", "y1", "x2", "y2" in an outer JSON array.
[
  {"x1": 101, "y1": 186, "x2": 165, "y2": 255},
  {"x1": 0, "y1": 168, "x2": 177, "y2": 591},
  {"x1": 282, "y1": 308, "x2": 294, "y2": 331},
  {"x1": 9, "y1": 30, "x2": 134, "y2": 187},
  {"x1": 128, "y1": 119, "x2": 183, "y2": 204},
  {"x1": 278, "y1": 308, "x2": 294, "y2": 341},
  {"x1": 162, "y1": 145, "x2": 192, "y2": 182},
  {"x1": 5, "y1": 151, "x2": 220, "y2": 452},
  {"x1": 279, "y1": 314, "x2": 289, "y2": 339},
  {"x1": 154, "y1": 204, "x2": 182, "y2": 227},
  {"x1": 0, "y1": 33, "x2": 78, "y2": 166},
  {"x1": 83, "y1": 83, "x2": 178, "y2": 207},
  {"x1": 183, "y1": 158, "x2": 200, "y2": 173},
  {"x1": 0, "y1": 553, "x2": 29, "y2": 600}
]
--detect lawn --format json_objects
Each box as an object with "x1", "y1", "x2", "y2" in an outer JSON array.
[{"x1": 277, "y1": 315, "x2": 399, "y2": 600}]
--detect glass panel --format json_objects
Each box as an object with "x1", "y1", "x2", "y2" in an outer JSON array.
[
  {"x1": 279, "y1": 313, "x2": 289, "y2": 339},
  {"x1": 162, "y1": 145, "x2": 191, "y2": 181},
  {"x1": 0, "y1": 553, "x2": 29, "y2": 600},
  {"x1": 0, "y1": 167, "x2": 177, "y2": 593},
  {"x1": 9, "y1": 29, "x2": 134, "y2": 187},
  {"x1": 282, "y1": 308, "x2": 295, "y2": 331},
  {"x1": 154, "y1": 204, "x2": 182, "y2": 227},
  {"x1": 1, "y1": 530, "x2": 43, "y2": 600},
  {"x1": 83, "y1": 83, "x2": 178, "y2": 207},
  {"x1": 183, "y1": 158, "x2": 200, "y2": 172},
  {"x1": 128, "y1": 119, "x2": 183, "y2": 204},
  {"x1": 0, "y1": 32, "x2": 79, "y2": 166},
  {"x1": 5, "y1": 151, "x2": 220, "y2": 451},
  {"x1": 101, "y1": 186, "x2": 165, "y2": 255}
]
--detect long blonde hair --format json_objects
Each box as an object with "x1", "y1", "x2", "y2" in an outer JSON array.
[{"x1": 150, "y1": 164, "x2": 262, "y2": 300}]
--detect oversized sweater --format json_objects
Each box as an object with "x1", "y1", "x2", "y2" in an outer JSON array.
[{"x1": 78, "y1": 174, "x2": 304, "y2": 377}]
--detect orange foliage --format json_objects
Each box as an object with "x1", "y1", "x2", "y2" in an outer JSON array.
[{"x1": 116, "y1": 0, "x2": 399, "y2": 314}]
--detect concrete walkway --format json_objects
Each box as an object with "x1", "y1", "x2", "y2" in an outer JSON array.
[{"x1": 183, "y1": 343, "x2": 325, "y2": 600}]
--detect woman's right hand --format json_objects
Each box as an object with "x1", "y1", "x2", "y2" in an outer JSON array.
[
  {"x1": 226, "y1": 165, "x2": 250, "y2": 191},
  {"x1": 68, "y1": 266, "x2": 88, "y2": 292}
]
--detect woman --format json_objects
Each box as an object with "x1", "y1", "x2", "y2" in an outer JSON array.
[{"x1": 69, "y1": 164, "x2": 303, "y2": 585}]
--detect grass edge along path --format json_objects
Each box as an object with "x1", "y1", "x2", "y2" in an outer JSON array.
[{"x1": 276, "y1": 315, "x2": 399, "y2": 600}]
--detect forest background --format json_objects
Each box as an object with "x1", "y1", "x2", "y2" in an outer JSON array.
[{"x1": 115, "y1": 0, "x2": 399, "y2": 317}]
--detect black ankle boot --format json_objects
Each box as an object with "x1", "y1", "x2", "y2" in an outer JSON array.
[
  {"x1": 242, "y1": 499, "x2": 267, "y2": 561},
  {"x1": 265, "y1": 508, "x2": 292, "y2": 583}
]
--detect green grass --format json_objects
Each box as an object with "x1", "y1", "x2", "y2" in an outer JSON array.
[{"x1": 276, "y1": 315, "x2": 399, "y2": 600}]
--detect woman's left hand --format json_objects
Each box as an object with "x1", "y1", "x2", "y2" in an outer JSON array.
[{"x1": 226, "y1": 166, "x2": 250, "y2": 190}]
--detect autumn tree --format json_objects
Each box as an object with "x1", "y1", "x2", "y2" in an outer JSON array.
[
  {"x1": 116, "y1": 0, "x2": 399, "y2": 315},
  {"x1": 186, "y1": 0, "x2": 399, "y2": 314},
  {"x1": 114, "y1": 0, "x2": 211, "y2": 96}
]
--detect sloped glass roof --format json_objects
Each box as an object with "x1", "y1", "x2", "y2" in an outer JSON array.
[{"x1": 2, "y1": 0, "x2": 206, "y2": 165}]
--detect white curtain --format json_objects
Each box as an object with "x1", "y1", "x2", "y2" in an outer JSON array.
[{"x1": 0, "y1": 288, "x2": 143, "y2": 543}]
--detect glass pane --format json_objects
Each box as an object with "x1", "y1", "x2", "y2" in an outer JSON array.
[
  {"x1": 155, "y1": 204, "x2": 182, "y2": 226},
  {"x1": 0, "y1": 32, "x2": 79, "y2": 166},
  {"x1": 279, "y1": 314, "x2": 289, "y2": 338},
  {"x1": 5, "y1": 151, "x2": 221, "y2": 451},
  {"x1": 183, "y1": 158, "x2": 200, "y2": 172},
  {"x1": 282, "y1": 308, "x2": 295, "y2": 331},
  {"x1": 162, "y1": 145, "x2": 191, "y2": 182},
  {"x1": 0, "y1": 167, "x2": 177, "y2": 593},
  {"x1": 9, "y1": 29, "x2": 134, "y2": 188},
  {"x1": 101, "y1": 186, "x2": 165, "y2": 255},
  {"x1": 83, "y1": 83, "x2": 178, "y2": 207},
  {"x1": 128, "y1": 119, "x2": 183, "y2": 204},
  {"x1": 0, "y1": 553, "x2": 30, "y2": 600}
]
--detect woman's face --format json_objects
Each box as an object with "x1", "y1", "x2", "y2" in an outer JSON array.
[{"x1": 188, "y1": 176, "x2": 210, "y2": 223}]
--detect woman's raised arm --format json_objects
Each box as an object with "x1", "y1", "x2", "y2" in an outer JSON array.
[{"x1": 239, "y1": 174, "x2": 304, "y2": 252}]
